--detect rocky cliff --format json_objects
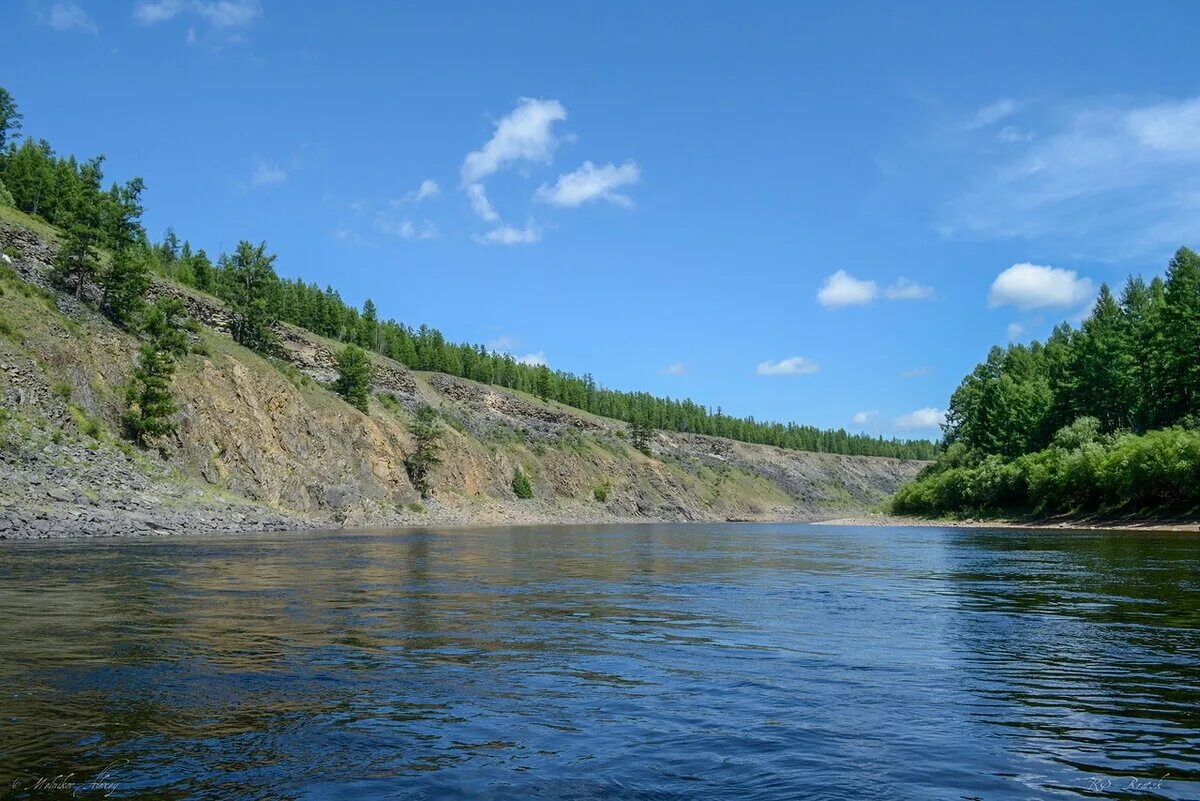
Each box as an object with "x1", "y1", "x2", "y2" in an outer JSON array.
[{"x1": 0, "y1": 214, "x2": 925, "y2": 539}]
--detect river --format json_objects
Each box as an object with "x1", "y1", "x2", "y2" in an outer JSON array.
[{"x1": 0, "y1": 523, "x2": 1196, "y2": 799}]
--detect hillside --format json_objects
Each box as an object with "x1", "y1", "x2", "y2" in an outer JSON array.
[{"x1": 0, "y1": 214, "x2": 925, "y2": 538}]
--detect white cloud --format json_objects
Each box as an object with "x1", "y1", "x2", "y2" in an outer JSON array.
[
  {"x1": 466, "y1": 183, "x2": 500, "y2": 222},
  {"x1": 988, "y1": 263, "x2": 1095, "y2": 310},
  {"x1": 756, "y1": 356, "x2": 819, "y2": 376},
  {"x1": 486, "y1": 335, "x2": 519, "y2": 352},
  {"x1": 894, "y1": 407, "x2": 946, "y2": 431},
  {"x1": 943, "y1": 95, "x2": 1200, "y2": 255},
  {"x1": 535, "y1": 160, "x2": 640, "y2": 207},
  {"x1": 1007, "y1": 322, "x2": 1025, "y2": 341},
  {"x1": 47, "y1": 3, "x2": 98, "y2": 33},
  {"x1": 852, "y1": 410, "x2": 878, "y2": 425},
  {"x1": 661, "y1": 362, "x2": 687, "y2": 376},
  {"x1": 249, "y1": 161, "x2": 286, "y2": 188},
  {"x1": 475, "y1": 221, "x2": 541, "y2": 245},
  {"x1": 997, "y1": 125, "x2": 1034, "y2": 143},
  {"x1": 194, "y1": 0, "x2": 261, "y2": 29},
  {"x1": 134, "y1": 0, "x2": 261, "y2": 42},
  {"x1": 374, "y1": 213, "x2": 437, "y2": 240},
  {"x1": 134, "y1": 0, "x2": 183, "y2": 24},
  {"x1": 884, "y1": 277, "x2": 934, "y2": 301},
  {"x1": 817, "y1": 270, "x2": 877, "y2": 308},
  {"x1": 900, "y1": 367, "x2": 933, "y2": 378},
  {"x1": 460, "y1": 98, "x2": 567, "y2": 185},
  {"x1": 515, "y1": 352, "x2": 546, "y2": 366},
  {"x1": 400, "y1": 179, "x2": 440, "y2": 203},
  {"x1": 966, "y1": 98, "x2": 1018, "y2": 129}
]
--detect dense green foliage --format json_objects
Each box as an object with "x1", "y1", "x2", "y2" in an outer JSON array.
[
  {"x1": 629, "y1": 418, "x2": 653, "y2": 455},
  {"x1": 512, "y1": 467, "x2": 534, "y2": 499},
  {"x1": 335, "y1": 344, "x2": 373, "y2": 413},
  {"x1": 896, "y1": 247, "x2": 1200, "y2": 517},
  {"x1": 405, "y1": 404, "x2": 443, "y2": 498},
  {"x1": 1, "y1": 85, "x2": 935, "y2": 460},
  {"x1": 123, "y1": 298, "x2": 195, "y2": 446}
]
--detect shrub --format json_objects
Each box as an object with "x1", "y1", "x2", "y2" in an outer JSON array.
[
  {"x1": 512, "y1": 467, "x2": 534, "y2": 499},
  {"x1": 407, "y1": 501, "x2": 426, "y2": 514},
  {"x1": 335, "y1": 344, "x2": 372, "y2": 412},
  {"x1": 593, "y1": 483, "x2": 609, "y2": 502}
]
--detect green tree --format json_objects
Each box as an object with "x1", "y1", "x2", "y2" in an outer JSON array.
[
  {"x1": 1074, "y1": 284, "x2": 1134, "y2": 431},
  {"x1": 512, "y1": 467, "x2": 534, "y2": 499},
  {"x1": 51, "y1": 222, "x2": 102, "y2": 298},
  {"x1": 1154, "y1": 247, "x2": 1200, "y2": 425},
  {"x1": 405, "y1": 403, "x2": 443, "y2": 498},
  {"x1": 123, "y1": 343, "x2": 178, "y2": 446},
  {"x1": 122, "y1": 299, "x2": 194, "y2": 447},
  {"x1": 99, "y1": 248, "x2": 150, "y2": 327},
  {"x1": 630, "y1": 416, "x2": 653, "y2": 455},
  {"x1": 0, "y1": 86, "x2": 20, "y2": 149},
  {"x1": 335, "y1": 344, "x2": 373, "y2": 412},
  {"x1": 220, "y1": 240, "x2": 279, "y2": 352}
]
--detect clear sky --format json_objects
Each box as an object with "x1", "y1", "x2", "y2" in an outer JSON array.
[{"x1": 5, "y1": 1, "x2": 1198, "y2": 437}]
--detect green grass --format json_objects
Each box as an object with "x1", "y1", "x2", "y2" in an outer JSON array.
[{"x1": 0, "y1": 205, "x2": 61, "y2": 242}]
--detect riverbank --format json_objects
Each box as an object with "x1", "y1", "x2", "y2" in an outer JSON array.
[{"x1": 819, "y1": 512, "x2": 1200, "y2": 532}]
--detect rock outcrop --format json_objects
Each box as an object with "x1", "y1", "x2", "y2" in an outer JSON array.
[{"x1": 0, "y1": 219, "x2": 927, "y2": 539}]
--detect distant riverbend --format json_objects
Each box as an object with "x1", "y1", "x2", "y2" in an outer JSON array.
[{"x1": 1, "y1": 523, "x2": 1197, "y2": 799}]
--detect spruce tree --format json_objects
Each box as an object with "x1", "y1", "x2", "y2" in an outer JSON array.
[
  {"x1": 335, "y1": 344, "x2": 373, "y2": 412},
  {"x1": 405, "y1": 404, "x2": 443, "y2": 498},
  {"x1": 99, "y1": 248, "x2": 150, "y2": 328},
  {"x1": 221, "y1": 240, "x2": 279, "y2": 352},
  {"x1": 512, "y1": 467, "x2": 534, "y2": 499},
  {"x1": 123, "y1": 343, "x2": 179, "y2": 446},
  {"x1": 51, "y1": 222, "x2": 102, "y2": 298},
  {"x1": 0, "y1": 86, "x2": 20, "y2": 149}
]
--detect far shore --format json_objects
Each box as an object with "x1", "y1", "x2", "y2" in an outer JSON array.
[{"x1": 818, "y1": 513, "x2": 1200, "y2": 533}]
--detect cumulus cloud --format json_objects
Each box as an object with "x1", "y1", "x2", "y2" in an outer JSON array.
[
  {"x1": 250, "y1": 161, "x2": 286, "y2": 187},
  {"x1": 817, "y1": 271, "x2": 877, "y2": 308},
  {"x1": 661, "y1": 362, "x2": 687, "y2": 376},
  {"x1": 486, "y1": 335, "x2": 520, "y2": 353},
  {"x1": 535, "y1": 161, "x2": 640, "y2": 207},
  {"x1": 400, "y1": 179, "x2": 440, "y2": 203},
  {"x1": 756, "y1": 356, "x2": 819, "y2": 376},
  {"x1": 47, "y1": 3, "x2": 98, "y2": 33},
  {"x1": 852, "y1": 410, "x2": 878, "y2": 425},
  {"x1": 884, "y1": 277, "x2": 934, "y2": 301},
  {"x1": 943, "y1": 94, "x2": 1200, "y2": 255},
  {"x1": 475, "y1": 221, "x2": 541, "y2": 245},
  {"x1": 894, "y1": 407, "x2": 946, "y2": 431},
  {"x1": 1007, "y1": 322, "x2": 1025, "y2": 341},
  {"x1": 988, "y1": 262, "x2": 1095, "y2": 310},
  {"x1": 966, "y1": 98, "x2": 1018, "y2": 129},
  {"x1": 460, "y1": 98, "x2": 567, "y2": 185},
  {"x1": 466, "y1": 183, "x2": 500, "y2": 222}
]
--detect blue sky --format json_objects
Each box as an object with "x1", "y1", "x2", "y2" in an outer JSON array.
[{"x1": 5, "y1": 2, "x2": 1199, "y2": 437}]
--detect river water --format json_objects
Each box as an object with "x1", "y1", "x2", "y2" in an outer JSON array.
[{"x1": 0, "y1": 523, "x2": 1196, "y2": 800}]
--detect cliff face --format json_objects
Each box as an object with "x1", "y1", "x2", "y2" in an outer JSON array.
[{"x1": 0, "y1": 216, "x2": 926, "y2": 538}]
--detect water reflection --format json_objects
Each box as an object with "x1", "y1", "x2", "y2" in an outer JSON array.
[{"x1": 0, "y1": 524, "x2": 1196, "y2": 800}]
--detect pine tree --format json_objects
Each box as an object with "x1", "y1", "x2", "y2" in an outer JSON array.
[
  {"x1": 221, "y1": 240, "x2": 279, "y2": 352},
  {"x1": 51, "y1": 222, "x2": 102, "y2": 298},
  {"x1": 405, "y1": 404, "x2": 443, "y2": 498},
  {"x1": 123, "y1": 343, "x2": 178, "y2": 446},
  {"x1": 99, "y1": 248, "x2": 150, "y2": 328},
  {"x1": 0, "y1": 86, "x2": 21, "y2": 149},
  {"x1": 335, "y1": 344, "x2": 373, "y2": 413},
  {"x1": 629, "y1": 416, "x2": 653, "y2": 455},
  {"x1": 511, "y1": 467, "x2": 534, "y2": 499},
  {"x1": 1155, "y1": 247, "x2": 1200, "y2": 425}
]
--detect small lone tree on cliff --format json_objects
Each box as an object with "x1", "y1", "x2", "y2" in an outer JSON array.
[
  {"x1": 405, "y1": 403, "x2": 443, "y2": 498},
  {"x1": 335, "y1": 344, "x2": 373, "y2": 413}
]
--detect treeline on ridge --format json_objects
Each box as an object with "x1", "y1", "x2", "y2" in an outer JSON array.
[
  {"x1": 894, "y1": 248, "x2": 1200, "y2": 517},
  {"x1": 0, "y1": 86, "x2": 935, "y2": 460}
]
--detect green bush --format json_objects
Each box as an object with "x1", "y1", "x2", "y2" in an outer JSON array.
[
  {"x1": 893, "y1": 420, "x2": 1200, "y2": 516},
  {"x1": 512, "y1": 467, "x2": 534, "y2": 499},
  {"x1": 593, "y1": 483, "x2": 609, "y2": 502},
  {"x1": 0, "y1": 178, "x2": 13, "y2": 208}
]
